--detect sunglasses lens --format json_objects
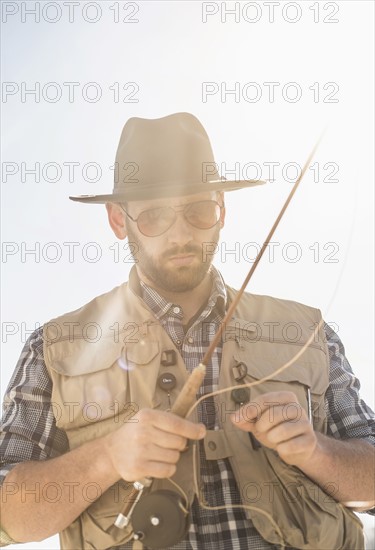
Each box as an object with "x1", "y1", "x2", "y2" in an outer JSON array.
[
  {"x1": 185, "y1": 201, "x2": 221, "y2": 229},
  {"x1": 138, "y1": 207, "x2": 175, "y2": 236},
  {"x1": 136, "y1": 201, "x2": 221, "y2": 236}
]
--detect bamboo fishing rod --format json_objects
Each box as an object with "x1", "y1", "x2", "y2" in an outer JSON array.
[{"x1": 113, "y1": 137, "x2": 322, "y2": 545}]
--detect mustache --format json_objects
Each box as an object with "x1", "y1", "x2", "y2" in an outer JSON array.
[{"x1": 162, "y1": 244, "x2": 203, "y2": 259}]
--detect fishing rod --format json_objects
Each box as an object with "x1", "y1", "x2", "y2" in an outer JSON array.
[{"x1": 112, "y1": 139, "x2": 321, "y2": 548}]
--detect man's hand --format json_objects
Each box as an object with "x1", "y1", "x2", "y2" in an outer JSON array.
[
  {"x1": 231, "y1": 391, "x2": 317, "y2": 467},
  {"x1": 104, "y1": 408, "x2": 206, "y2": 481}
]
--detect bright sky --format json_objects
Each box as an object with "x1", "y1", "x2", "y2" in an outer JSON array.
[{"x1": 1, "y1": 2, "x2": 374, "y2": 548}]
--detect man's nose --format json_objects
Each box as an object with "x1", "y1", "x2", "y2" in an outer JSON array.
[{"x1": 167, "y1": 212, "x2": 193, "y2": 245}]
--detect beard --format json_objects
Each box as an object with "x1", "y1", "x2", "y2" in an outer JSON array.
[{"x1": 126, "y1": 224, "x2": 220, "y2": 293}]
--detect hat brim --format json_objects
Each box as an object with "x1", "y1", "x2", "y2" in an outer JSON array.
[{"x1": 69, "y1": 179, "x2": 266, "y2": 204}]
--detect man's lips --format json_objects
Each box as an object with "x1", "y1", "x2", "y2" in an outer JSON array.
[{"x1": 168, "y1": 254, "x2": 197, "y2": 266}]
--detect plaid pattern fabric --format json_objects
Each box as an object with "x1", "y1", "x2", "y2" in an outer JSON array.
[{"x1": 1, "y1": 267, "x2": 375, "y2": 549}]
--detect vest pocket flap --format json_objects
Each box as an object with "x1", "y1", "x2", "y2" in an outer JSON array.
[
  {"x1": 48, "y1": 336, "x2": 125, "y2": 377},
  {"x1": 125, "y1": 341, "x2": 160, "y2": 365},
  {"x1": 234, "y1": 349, "x2": 328, "y2": 396}
]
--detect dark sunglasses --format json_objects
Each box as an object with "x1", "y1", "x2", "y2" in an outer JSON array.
[{"x1": 121, "y1": 200, "x2": 223, "y2": 237}]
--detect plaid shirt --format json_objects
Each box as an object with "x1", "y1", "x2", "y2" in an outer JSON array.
[{"x1": 1, "y1": 266, "x2": 375, "y2": 549}]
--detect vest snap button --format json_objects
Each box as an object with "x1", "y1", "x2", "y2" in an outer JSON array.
[
  {"x1": 231, "y1": 387, "x2": 250, "y2": 405},
  {"x1": 208, "y1": 441, "x2": 217, "y2": 451},
  {"x1": 157, "y1": 373, "x2": 177, "y2": 391}
]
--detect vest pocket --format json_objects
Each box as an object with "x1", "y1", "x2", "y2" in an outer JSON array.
[
  {"x1": 48, "y1": 340, "x2": 161, "y2": 436},
  {"x1": 232, "y1": 342, "x2": 329, "y2": 432},
  {"x1": 247, "y1": 448, "x2": 364, "y2": 550},
  {"x1": 62, "y1": 480, "x2": 135, "y2": 550}
]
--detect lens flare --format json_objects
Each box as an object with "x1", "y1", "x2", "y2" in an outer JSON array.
[{"x1": 117, "y1": 356, "x2": 134, "y2": 371}]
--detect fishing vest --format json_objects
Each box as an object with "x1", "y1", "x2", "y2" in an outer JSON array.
[{"x1": 43, "y1": 269, "x2": 364, "y2": 550}]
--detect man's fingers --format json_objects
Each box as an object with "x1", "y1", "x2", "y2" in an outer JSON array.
[
  {"x1": 276, "y1": 433, "x2": 317, "y2": 462},
  {"x1": 160, "y1": 413, "x2": 206, "y2": 441},
  {"x1": 152, "y1": 431, "x2": 188, "y2": 452},
  {"x1": 253, "y1": 404, "x2": 305, "y2": 435},
  {"x1": 227, "y1": 391, "x2": 317, "y2": 466},
  {"x1": 108, "y1": 408, "x2": 206, "y2": 480},
  {"x1": 141, "y1": 443, "x2": 181, "y2": 464},
  {"x1": 230, "y1": 391, "x2": 302, "y2": 429},
  {"x1": 139, "y1": 409, "x2": 206, "y2": 440},
  {"x1": 262, "y1": 418, "x2": 309, "y2": 446},
  {"x1": 146, "y1": 461, "x2": 177, "y2": 479}
]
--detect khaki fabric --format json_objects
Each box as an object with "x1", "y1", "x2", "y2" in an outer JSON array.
[{"x1": 43, "y1": 270, "x2": 364, "y2": 549}]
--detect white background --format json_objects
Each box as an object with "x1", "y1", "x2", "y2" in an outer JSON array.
[{"x1": 1, "y1": 1, "x2": 374, "y2": 548}]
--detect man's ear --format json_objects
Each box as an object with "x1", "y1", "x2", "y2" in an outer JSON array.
[{"x1": 106, "y1": 203, "x2": 127, "y2": 240}]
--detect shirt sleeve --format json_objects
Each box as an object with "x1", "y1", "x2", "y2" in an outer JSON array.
[
  {"x1": 324, "y1": 323, "x2": 375, "y2": 516},
  {"x1": 0, "y1": 327, "x2": 69, "y2": 485},
  {"x1": 324, "y1": 323, "x2": 375, "y2": 445}
]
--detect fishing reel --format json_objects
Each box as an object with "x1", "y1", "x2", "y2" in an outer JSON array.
[
  {"x1": 130, "y1": 489, "x2": 190, "y2": 548},
  {"x1": 113, "y1": 481, "x2": 190, "y2": 549}
]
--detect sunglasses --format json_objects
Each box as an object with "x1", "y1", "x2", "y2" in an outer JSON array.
[{"x1": 121, "y1": 200, "x2": 223, "y2": 237}]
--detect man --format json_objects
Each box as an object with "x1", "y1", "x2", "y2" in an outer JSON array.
[{"x1": 1, "y1": 113, "x2": 374, "y2": 549}]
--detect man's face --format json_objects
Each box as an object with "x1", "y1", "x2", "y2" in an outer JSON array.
[{"x1": 124, "y1": 191, "x2": 225, "y2": 293}]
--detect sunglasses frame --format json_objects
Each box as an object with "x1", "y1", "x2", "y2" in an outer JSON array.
[{"x1": 120, "y1": 200, "x2": 223, "y2": 237}]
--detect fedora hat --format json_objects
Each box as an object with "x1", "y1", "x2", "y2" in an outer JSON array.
[{"x1": 69, "y1": 112, "x2": 265, "y2": 204}]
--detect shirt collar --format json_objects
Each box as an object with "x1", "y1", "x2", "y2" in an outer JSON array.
[{"x1": 138, "y1": 265, "x2": 227, "y2": 322}]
